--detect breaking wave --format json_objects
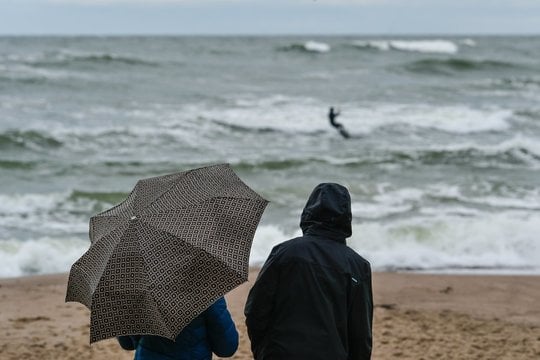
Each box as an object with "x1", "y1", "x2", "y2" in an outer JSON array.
[
  {"x1": 231, "y1": 141, "x2": 540, "y2": 170},
  {"x1": 278, "y1": 41, "x2": 331, "y2": 53},
  {"x1": 351, "y1": 39, "x2": 459, "y2": 54},
  {"x1": 0, "y1": 130, "x2": 63, "y2": 150},
  {"x1": 25, "y1": 51, "x2": 158, "y2": 68}
]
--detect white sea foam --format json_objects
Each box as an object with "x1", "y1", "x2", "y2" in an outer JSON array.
[
  {"x1": 425, "y1": 182, "x2": 540, "y2": 211},
  {"x1": 352, "y1": 188, "x2": 423, "y2": 219},
  {"x1": 352, "y1": 40, "x2": 390, "y2": 51},
  {"x1": 0, "y1": 193, "x2": 61, "y2": 215},
  {"x1": 304, "y1": 41, "x2": 331, "y2": 53},
  {"x1": 461, "y1": 38, "x2": 477, "y2": 47},
  {"x1": 0, "y1": 237, "x2": 86, "y2": 277},
  {"x1": 2, "y1": 212, "x2": 538, "y2": 277},
  {"x1": 349, "y1": 212, "x2": 540, "y2": 272},
  {"x1": 198, "y1": 99, "x2": 513, "y2": 136},
  {"x1": 0, "y1": 223, "x2": 271, "y2": 277},
  {"x1": 0, "y1": 224, "x2": 298, "y2": 277},
  {"x1": 351, "y1": 182, "x2": 540, "y2": 221},
  {"x1": 247, "y1": 210, "x2": 540, "y2": 273},
  {"x1": 198, "y1": 95, "x2": 330, "y2": 134},
  {"x1": 352, "y1": 202, "x2": 412, "y2": 219},
  {"x1": 353, "y1": 39, "x2": 458, "y2": 54},
  {"x1": 342, "y1": 104, "x2": 512, "y2": 134},
  {"x1": 391, "y1": 40, "x2": 458, "y2": 54},
  {"x1": 0, "y1": 192, "x2": 93, "y2": 235},
  {"x1": 5, "y1": 98, "x2": 518, "y2": 144},
  {"x1": 250, "y1": 225, "x2": 302, "y2": 266},
  {"x1": 2, "y1": 198, "x2": 539, "y2": 276}
]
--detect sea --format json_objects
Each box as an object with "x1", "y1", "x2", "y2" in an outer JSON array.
[{"x1": 1, "y1": 35, "x2": 539, "y2": 277}]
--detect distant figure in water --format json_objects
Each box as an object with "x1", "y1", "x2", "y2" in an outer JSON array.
[{"x1": 328, "y1": 107, "x2": 350, "y2": 139}]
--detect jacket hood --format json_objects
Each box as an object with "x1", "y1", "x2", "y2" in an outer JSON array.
[{"x1": 300, "y1": 183, "x2": 352, "y2": 240}]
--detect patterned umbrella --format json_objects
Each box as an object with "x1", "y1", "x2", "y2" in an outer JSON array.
[{"x1": 66, "y1": 164, "x2": 268, "y2": 343}]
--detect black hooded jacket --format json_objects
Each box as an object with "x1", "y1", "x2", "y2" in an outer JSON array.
[{"x1": 244, "y1": 183, "x2": 373, "y2": 360}]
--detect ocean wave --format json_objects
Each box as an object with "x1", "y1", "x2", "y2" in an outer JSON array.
[
  {"x1": 361, "y1": 137, "x2": 540, "y2": 168},
  {"x1": 351, "y1": 39, "x2": 458, "y2": 54},
  {"x1": 405, "y1": 58, "x2": 526, "y2": 75},
  {"x1": 0, "y1": 237, "x2": 87, "y2": 277},
  {"x1": 203, "y1": 99, "x2": 509, "y2": 136},
  {"x1": 0, "y1": 130, "x2": 63, "y2": 150},
  {"x1": 489, "y1": 77, "x2": 540, "y2": 91},
  {"x1": 278, "y1": 41, "x2": 331, "y2": 53},
  {"x1": 27, "y1": 51, "x2": 158, "y2": 68},
  {"x1": 0, "y1": 63, "x2": 91, "y2": 85},
  {"x1": 515, "y1": 109, "x2": 540, "y2": 120},
  {"x1": 460, "y1": 38, "x2": 477, "y2": 47},
  {"x1": 0, "y1": 160, "x2": 37, "y2": 169},
  {"x1": 148, "y1": 142, "x2": 539, "y2": 174},
  {"x1": 354, "y1": 211, "x2": 540, "y2": 272},
  {"x1": 0, "y1": 104, "x2": 520, "y2": 159},
  {"x1": 1, "y1": 185, "x2": 539, "y2": 276},
  {"x1": 69, "y1": 190, "x2": 129, "y2": 205},
  {"x1": 341, "y1": 104, "x2": 512, "y2": 134},
  {"x1": 251, "y1": 212, "x2": 540, "y2": 273},
  {"x1": 0, "y1": 104, "x2": 518, "y2": 157},
  {"x1": 383, "y1": 145, "x2": 540, "y2": 168},
  {"x1": 231, "y1": 140, "x2": 540, "y2": 171},
  {"x1": 0, "y1": 73, "x2": 47, "y2": 85},
  {"x1": 356, "y1": 182, "x2": 540, "y2": 219},
  {"x1": 0, "y1": 191, "x2": 112, "y2": 240},
  {"x1": 0, "y1": 191, "x2": 102, "y2": 220},
  {"x1": 216, "y1": 101, "x2": 514, "y2": 135},
  {"x1": 210, "y1": 119, "x2": 286, "y2": 134},
  {"x1": 232, "y1": 159, "x2": 314, "y2": 171},
  {"x1": 0, "y1": 192, "x2": 63, "y2": 216}
]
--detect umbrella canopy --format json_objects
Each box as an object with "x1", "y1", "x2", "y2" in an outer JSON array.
[{"x1": 66, "y1": 164, "x2": 268, "y2": 343}]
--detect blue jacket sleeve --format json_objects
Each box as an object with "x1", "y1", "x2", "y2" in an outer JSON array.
[
  {"x1": 205, "y1": 297, "x2": 239, "y2": 357},
  {"x1": 117, "y1": 335, "x2": 140, "y2": 351}
]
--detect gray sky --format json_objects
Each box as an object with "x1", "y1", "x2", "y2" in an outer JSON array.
[{"x1": 1, "y1": 0, "x2": 539, "y2": 35}]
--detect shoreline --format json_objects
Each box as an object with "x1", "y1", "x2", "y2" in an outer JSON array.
[{"x1": 1, "y1": 271, "x2": 539, "y2": 359}]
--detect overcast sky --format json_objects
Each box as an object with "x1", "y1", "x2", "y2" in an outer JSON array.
[{"x1": 1, "y1": 0, "x2": 539, "y2": 35}]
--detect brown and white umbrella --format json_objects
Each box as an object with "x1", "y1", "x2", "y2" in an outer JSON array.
[{"x1": 66, "y1": 163, "x2": 268, "y2": 343}]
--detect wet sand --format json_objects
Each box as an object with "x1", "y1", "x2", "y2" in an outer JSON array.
[{"x1": 1, "y1": 270, "x2": 539, "y2": 359}]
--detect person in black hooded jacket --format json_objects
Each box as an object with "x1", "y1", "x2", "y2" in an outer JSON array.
[{"x1": 244, "y1": 183, "x2": 373, "y2": 360}]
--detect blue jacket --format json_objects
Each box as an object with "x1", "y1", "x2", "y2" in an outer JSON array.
[{"x1": 118, "y1": 297, "x2": 238, "y2": 360}]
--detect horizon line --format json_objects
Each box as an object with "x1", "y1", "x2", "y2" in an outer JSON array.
[{"x1": 1, "y1": 32, "x2": 539, "y2": 37}]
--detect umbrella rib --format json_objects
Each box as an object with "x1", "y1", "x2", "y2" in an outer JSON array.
[
  {"x1": 147, "y1": 291, "x2": 175, "y2": 340},
  {"x1": 136, "y1": 179, "x2": 181, "y2": 215},
  {"x1": 89, "y1": 215, "x2": 127, "y2": 243},
  {"x1": 131, "y1": 230, "x2": 176, "y2": 340}
]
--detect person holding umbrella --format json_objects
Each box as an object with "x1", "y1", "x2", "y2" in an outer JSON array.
[
  {"x1": 66, "y1": 164, "x2": 268, "y2": 359},
  {"x1": 116, "y1": 296, "x2": 238, "y2": 359}
]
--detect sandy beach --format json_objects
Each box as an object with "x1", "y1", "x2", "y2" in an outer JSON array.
[{"x1": 1, "y1": 270, "x2": 539, "y2": 360}]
